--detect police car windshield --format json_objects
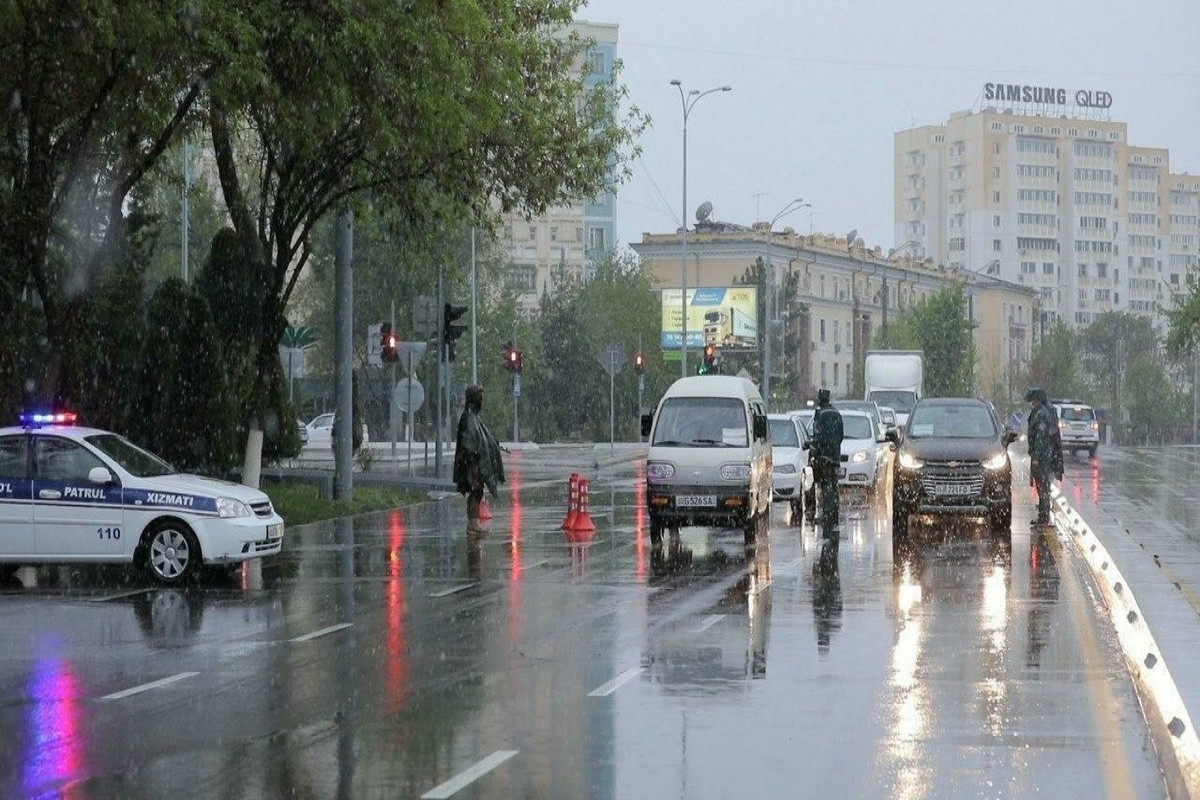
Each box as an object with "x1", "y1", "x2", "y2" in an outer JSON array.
[{"x1": 85, "y1": 434, "x2": 175, "y2": 477}]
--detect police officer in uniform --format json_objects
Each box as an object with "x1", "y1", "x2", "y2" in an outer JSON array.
[
  {"x1": 1025, "y1": 386, "x2": 1063, "y2": 525},
  {"x1": 810, "y1": 388, "x2": 844, "y2": 541}
]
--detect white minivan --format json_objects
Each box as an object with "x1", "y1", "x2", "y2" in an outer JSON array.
[{"x1": 640, "y1": 376, "x2": 773, "y2": 546}]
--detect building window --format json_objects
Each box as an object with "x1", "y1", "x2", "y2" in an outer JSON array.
[
  {"x1": 529, "y1": 225, "x2": 537, "y2": 240},
  {"x1": 833, "y1": 320, "x2": 840, "y2": 345},
  {"x1": 1079, "y1": 264, "x2": 1088, "y2": 277},
  {"x1": 993, "y1": 191, "x2": 1001, "y2": 204},
  {"x1": 587, "y1": 226, "x2": 606, "y2": 253},
  {"x1": 821, "y1": 362, "x2": 827, "y2": 385},
  {"x1": 1043, "y1": 262, "x2": 1055, "y2": 275},
  {"x1": 819, "y1": 319, "x2": 826, "y2": 343},
  {"x1": 833, "y1": 363, "x2": 840, "y2": 387},
  {"x1": 576, "y1": 227, "x2": 583, "y2": 242},
  {"x1": 994, "y1": 142, "x2": 1001, "y2": 155},
  {"x1": 994, "y1": 215, "x2": 1001, "y2": 227},
  {"x1": 1097, "y1": 263, "x2": 1107, "y2": 278},
  {"x1": 586, "y1": 49, "x2": 605, "y2": 75},
  {"x1": 550, "y1": 226, "x2": 558, "y2": 242},
  {"x1": 993, "y1": 239, "x2": 1002, "y2": 252}
]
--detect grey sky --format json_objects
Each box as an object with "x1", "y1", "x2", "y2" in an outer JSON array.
[{"x1": 582, "y1": 0, "x2": 1200, "y2": 256}]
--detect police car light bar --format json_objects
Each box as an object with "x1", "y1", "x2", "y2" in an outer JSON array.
[{"x1": 19, "y1": 411, "x2": 77, "y2": 427}]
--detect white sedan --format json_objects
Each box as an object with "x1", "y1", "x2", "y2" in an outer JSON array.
[
  {"x1": 768, "y1": 413, "x2": 814, "y2": 522},
  {"x1": 305, "y1": 413, "x2": 369, "y2": 448},
  {"x1": 0, "y1": 413, "x2": 284, "y2": 584},
  {"x1": 839, "y1": 411, "x2": 887, "y2": 492}
]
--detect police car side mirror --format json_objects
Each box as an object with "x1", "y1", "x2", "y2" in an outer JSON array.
[
  {"x1": 640, "y1": 413, "x2": 653, "y2": 438},
  {"x1": 88, "y1": 466, "x2": 115, "y2": 485}
]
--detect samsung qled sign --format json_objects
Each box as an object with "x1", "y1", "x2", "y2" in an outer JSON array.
[{"x1": 983, "y1": 83, "x2": 1112, "y2": 109}]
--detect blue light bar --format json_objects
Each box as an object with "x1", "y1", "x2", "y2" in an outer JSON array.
[{"x1": 19, "y1": 411, "x2": 77, "y2": 427}]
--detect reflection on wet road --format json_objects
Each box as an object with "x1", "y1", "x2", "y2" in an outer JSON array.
[{"x1": 0, "y1": 447, "x2": 1166, "y2": 797}]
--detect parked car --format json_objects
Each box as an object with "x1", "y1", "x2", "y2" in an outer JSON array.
[
  {"x1": 296, "y1": 420, "x2": 309, "y2": 445},
  {"x1": 768, "y1": 413, "x2": 814, "y2": 523},
  {"x1": 305, "y1": 413, "x2": 369, "y2": 448},
  {"x1": 835, "y1": 399, "x2": 887, "y2": 440},
  {"x1": 888, "y1": 397, "x2": 1018, "y2": 538}
]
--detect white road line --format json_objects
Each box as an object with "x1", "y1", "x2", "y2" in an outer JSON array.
[
  {"x1": 429, "y1": 583, "x2": 476, "y2": 598},
  {"x1": 420, "y1": 750, "x2": 519, "y2": 799},
  {"x1": 87, "y1": 588, "x2": 153, "y2": 603},
  {"x1": 523, "y1": 560, "x2": 549, "y2": 570},
  {"x1": 695, "y1": 614, "x2": 724, "y2": 633},
  {"x1": 588, "y1": 667, "x2": 641, "y2": 697},
  {"x1": 101, "y1": 671, "x2": 199, "y2": 701},
  {"x1": 290, "y1": 622, "x2": 354, "y2": 643}
]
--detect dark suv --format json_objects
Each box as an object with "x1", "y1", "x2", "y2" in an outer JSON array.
[{"x1": 887, "y1": 397, "x2": 1018, "y2": 537}]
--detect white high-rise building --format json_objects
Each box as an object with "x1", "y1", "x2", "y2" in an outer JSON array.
[{"x1": 895, "y1": 89, "x2": 1200, "y2": 334}]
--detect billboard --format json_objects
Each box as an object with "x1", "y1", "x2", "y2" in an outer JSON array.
[{"x1": 661, "y1": 286, "x2": 759, "y2": 351}]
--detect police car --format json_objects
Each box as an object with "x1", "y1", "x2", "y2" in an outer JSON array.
[{"x1": 0, "y1": 413, "x2": 284, "y2": 584}]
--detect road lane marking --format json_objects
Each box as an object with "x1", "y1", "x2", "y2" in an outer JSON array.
[
  {"x1": 695, "y1": 614, "x2": 724, "y2": 633},
  {"x1": 588, "y1": 667, "x2": 641, "y2": 697},
  {"x1": 87, "y1": 589, "x2": 153, "y2": 603},
  {"x1": 290, "y1": 623, "x2": 353, "y2": 643},
  {"x1": 421, "y1": 750, "x2": 519, "y2": 799},
  {"x1": 429, "y1": 583, "x2": 477, "y2": 598},
  {"x1": 101, "y1": 671, "x2": 198, "y2": 701},
  {"x1": 523, "y1": 560, "x2": 549, "y2": 570}
]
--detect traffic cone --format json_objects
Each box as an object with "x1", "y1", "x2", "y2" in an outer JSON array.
[
  {"x1": 560, "y1": 473, "x2": 580, "y2": 530},
  {"x1": 569, "y1": 477, "x2": 597, "y2": 533},
  {"x1": 478, "y1": 497, "x2": 492, "y2": 520}
]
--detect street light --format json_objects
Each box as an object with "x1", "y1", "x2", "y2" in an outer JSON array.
[
  {"x1": 763, "y1": 197, "x2": 808, "y2": 409},
  {"x1": 672, "y1": 79, "x2": 732, "y2": 377}
]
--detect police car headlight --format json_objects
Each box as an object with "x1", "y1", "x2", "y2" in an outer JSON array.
[
  {"x1": 982, "y1": 452, "x2": 1009, "y2": 471},
  {"x1": 774, "y1": 463, "x2": 796, "y2": 474},
  {"x1": 851, "y1": 450, "x2": 869, "y2": 464},
  {"x1": 721, "y1": 463, "x2": 751, "y2": 480},
  {"x1": 898, "y1": 452, "x2": 924, "y2": 470},
  {"x1": 217, "y1": 497, "x2": 253, "y2": 518}
]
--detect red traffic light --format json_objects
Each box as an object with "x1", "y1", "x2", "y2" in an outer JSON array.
[
  {"x1": 380, "y1": 323, "x2": 398, "y2": 363},
  {"x1": 633, "y1": 352, "x2": 646, "y2": 374}
]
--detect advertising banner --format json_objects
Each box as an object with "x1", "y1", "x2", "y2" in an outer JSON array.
[{"x1": 660, "y1": 286, "x2": 759, "y2": 351}]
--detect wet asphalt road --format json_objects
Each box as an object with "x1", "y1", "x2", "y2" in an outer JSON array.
[{"x1": 0, "y1": 446, "x2": 1168, "y2": 798}]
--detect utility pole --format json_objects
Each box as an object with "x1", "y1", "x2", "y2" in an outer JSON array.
[
  {"x1": 181, "y1": 142, "x2": 190, "y2": 282},
  {"x1": 333, "y1": 208, "x2": 354, "y2": 500}
]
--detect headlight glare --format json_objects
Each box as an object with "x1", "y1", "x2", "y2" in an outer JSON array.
[
  {"x1": 852, "y1": 450, "x2": 869, "y2": 463},
  {"x1": 217, "y1": 497, "x2": 253, "y2": 518},
  {"x1": 982, "y1": 452, "x2": 1009, "y2": 470},
  {"x1": 898, "y1": 452, "x2": 923, "y2": 470}
]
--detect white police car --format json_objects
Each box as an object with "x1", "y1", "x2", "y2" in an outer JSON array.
[{"x1": 0, "y1": 413, "x2": 284, "y2": 584}]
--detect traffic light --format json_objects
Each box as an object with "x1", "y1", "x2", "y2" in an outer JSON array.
[
  {"x1": 633, "y1": 352, "x2": 645, "y2": 374},
  {"x1": 509, "y1": 347, "x2": 523, "y2": 373},
  {"x1": 442, "y1": 302, "x2": 467, "y2": 362},
  {"x1": 502, "y1": 341, "x2": 514, "y2": 370},
  {"x1": 380, "y1": 323, "x2": 398, "y2": 363},
  {"x1": 697, "y1": 344, "x2": 717, "y2": 375}
]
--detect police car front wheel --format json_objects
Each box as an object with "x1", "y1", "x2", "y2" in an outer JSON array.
[{"x1": 143, "y1": 522, "x2": 201, "y2": 584}]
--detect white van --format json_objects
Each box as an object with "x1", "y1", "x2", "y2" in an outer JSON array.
[{"x1": 640, "y1": 376, "x2": 772, "y2": 546}]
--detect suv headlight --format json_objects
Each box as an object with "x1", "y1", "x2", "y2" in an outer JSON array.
[
  {"x1": 982, "y1": 451, "x2": 1009, "y2": 470},
  {"x1": 217, "y1": 497, "x2": 253, "y2": 518},
  {"x1": 646, "y1": 462, "x2": 675, "y2": 480},
  {"x1": 721, "y1": 463, "x2": 751, "y2": 480},
  {"x1": 774, "y1": 463, "x2": 796, "y2": 474},
  {"x1": 851, "y1": 450, "x2": 869, "y2": 464},
  {"x1": 898, "y1": 452, "x2": 923, "y2": 470}
]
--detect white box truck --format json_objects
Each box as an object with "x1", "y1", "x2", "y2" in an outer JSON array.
[{"x1": 864, "y1": 350, "x2": 923, "y2": 429}]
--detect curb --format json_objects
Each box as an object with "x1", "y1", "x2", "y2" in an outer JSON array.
[{"x1": 1051, "y1": 484, "x2": 1200, "y2": 799}]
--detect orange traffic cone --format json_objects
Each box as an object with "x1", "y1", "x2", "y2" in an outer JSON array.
[
  {"x1": 560, "y1": 473, "x2": 580, "y2": 530},
  {"x1": 569, "y1": 477, "x2": 597, "y2": 533}
]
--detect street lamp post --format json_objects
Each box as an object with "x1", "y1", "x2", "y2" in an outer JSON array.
[
  {"x1": 672, "y1": 79, "x2": 731, "y2": 377},
  {"x1": 763, "y1": 198, "x2": 808, "y2": 409}
]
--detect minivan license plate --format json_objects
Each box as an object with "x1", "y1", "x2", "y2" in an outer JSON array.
[{"x1": 676, "y1": 495, "x2": 716, "y2": 508}]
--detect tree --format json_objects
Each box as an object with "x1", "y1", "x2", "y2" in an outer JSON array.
[
  {"x1": 1079, "y1": 312, "x2": 1159, "y2": 437},
  {"x1": 202, "y1": 1, "x2": 645, "y2": 474},
  {"x1": 879, "y1": 284, "x2": 976, "y2": 396},
  {"x1": 1024, "y1": 320, "x2": 1083, "y2": 400}
]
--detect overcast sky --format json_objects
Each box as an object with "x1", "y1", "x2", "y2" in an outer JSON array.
[{"x1": 581, "y1": 0, "x2": 1200, "y2": 256}]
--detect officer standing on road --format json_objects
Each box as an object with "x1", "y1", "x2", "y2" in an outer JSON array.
[
  {"x1": 1025, "y1": 386, "x2": 1063, "y2": 525},
  {"x1": 810, "y1": 388, "x2": 844, "y2": 541},
  {"x1": 454, "y1": 385, "x2": 505, "y2": 533}
]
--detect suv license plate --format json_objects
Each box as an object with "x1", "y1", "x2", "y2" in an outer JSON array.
[
  {"x1": 932, "y1": 484, "x2": 972, "y2": 496},
  {"x1": 267, "y1": 524, "x2": 284, "y2": 540},
  {"x1": 676, "y1": 495, "x2": 716, "y2": 508}
]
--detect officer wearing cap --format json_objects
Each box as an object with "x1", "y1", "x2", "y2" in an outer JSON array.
[
  {"x1": 810, "y1": 388, "x2": 844, "y2": 540},
  {"x1": 1025, "y1": 386, "x2": 1063, "y2": 525}
]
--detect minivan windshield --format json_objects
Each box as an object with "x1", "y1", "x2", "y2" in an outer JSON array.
[
  {"x1": 906, "y1": 404, "x2": 997, "y2": 439},
  {"x1": 653, "y1": 397, "x2": 748, "y2": 447}
]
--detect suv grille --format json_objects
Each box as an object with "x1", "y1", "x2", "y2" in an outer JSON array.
[{"x1": 251, "y1": 500, "x2": 274, "y2": 518}]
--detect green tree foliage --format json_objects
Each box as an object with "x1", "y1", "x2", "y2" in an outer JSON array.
[
  {"x1": 877, "y1": 284, "x2": 976, "y2": 396},
  {"x1": 142, "y1": 279, "x2": 239, "y2": 472},
  {"x1": 1166, "y1": 272, "x2": 1200, "y2": 356},
  {"x1": 1124, "y1": 353, "x2": 1188, "y2": 445},
  {"x1": 1025, "y1": 320, "x2": 1083, "y2": 400},
  {"x1": 1079, "y1": 312, "x2": 1158, "y2": 412}
]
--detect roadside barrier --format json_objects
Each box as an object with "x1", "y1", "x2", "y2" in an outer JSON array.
[{"x1": 1050, "y1": 484, "x2": 1200, "y2": 798}]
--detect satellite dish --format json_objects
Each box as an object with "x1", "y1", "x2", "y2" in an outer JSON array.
[
  {"x1": 695, "y1": 201, "x2": 714, "y2": 223},
  {"x1": 846, "y1": 229, "x2": 857, "y2": 247}
]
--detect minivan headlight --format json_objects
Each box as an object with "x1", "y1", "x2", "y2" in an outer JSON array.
[
  {"x1": 721, "y1": 463, "x2": 751, "y2": 480},
  {"x1": 982, "y1": 451, "x2": 1009, "y2": 470},
  {"x1": 851, "y1": 450, "x2": 869, "y2": 464},
  {"x1": 898, "y1": 452, "x2": 923, "y2": 470},
  {"x1": 646, "y1": 462, "x2": 675, "y2": 480},
  {"x1": 774, "y1": 463, "x2": 796, "y2": 474}
]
